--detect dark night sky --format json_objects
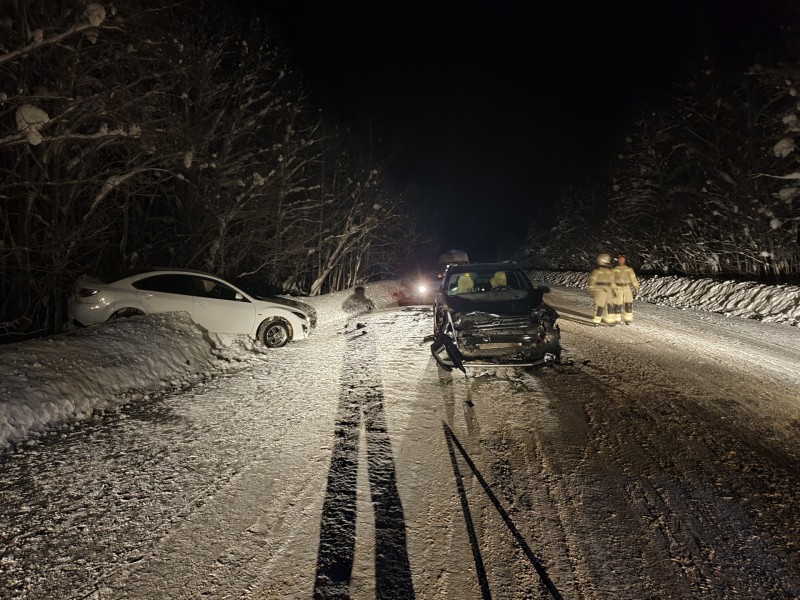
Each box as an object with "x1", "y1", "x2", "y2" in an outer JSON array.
[{"x1": 245, "y1": 1, "x2": 782, "y2": 261}]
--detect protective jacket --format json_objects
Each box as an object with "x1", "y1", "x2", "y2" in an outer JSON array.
[
  {"x1": 587, "y1": 266, "x2": 617, "y2": 324},
  {"x1": 588, "y1": 266, "x2": 617, "y2": 294},
  {"x1": 613, "y1": 264, "x2": 639, "y2": 296},
  {"x1": 612, "y1": 264, "x2": 639, "y2": 323}
]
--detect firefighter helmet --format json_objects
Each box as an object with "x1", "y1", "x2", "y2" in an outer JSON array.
[{"x1": 597, "y1": 253, "x2": 612, "y2": 266}]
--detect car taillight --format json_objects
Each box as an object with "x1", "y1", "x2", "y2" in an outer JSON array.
[{"x1": 77, "y1": 288, "x2": 100, "y2": 298}]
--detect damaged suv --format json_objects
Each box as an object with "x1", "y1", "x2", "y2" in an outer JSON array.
[{"x1": 431, "y1": 262, "x2": 560, "y2": 371}]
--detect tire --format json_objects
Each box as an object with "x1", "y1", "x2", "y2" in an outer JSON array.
[
  {"x1": 433, "y1": 305, "x2": 444, "y2": 335},
  {"x1": 544, "y1": 329, "x2": 562, "y2": 363},
  {"x1": 258, "y1": 319, "x2": 290, "y2": 348},
  {"x1": 109, "y1": 308, "x2": 144, "y2": 321},
  {"x1": 549, "y1": 343, "x2": 562, "y2": 363}
]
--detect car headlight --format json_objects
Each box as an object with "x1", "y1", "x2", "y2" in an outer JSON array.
[
  {"x1": 77, "y1": 288, "x2": 100, "y2": 298},
  {"x1": 417, "y1": 284, "x2": 427, "y2": 294},
  {"x1": 291, "y1": 310, "x2": 309, "y2": 322}
]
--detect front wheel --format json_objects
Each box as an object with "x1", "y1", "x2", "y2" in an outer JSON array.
[
  {"x1": 433, "y1": 304, "x2": 446, "y2": 335},
  {"x1": 258, "y1": 319, "x2": 290, "y2": 348}
]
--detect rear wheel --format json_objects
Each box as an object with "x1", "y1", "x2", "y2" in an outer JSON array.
[
  {"x1": 109, "y1": 308, "x2": 144, "y2": 321},
  {"x1": 258, "y1": 319, "x2": 290, "y2": 348}
]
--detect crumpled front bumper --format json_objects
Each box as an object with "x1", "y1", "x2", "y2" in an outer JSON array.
[
  {"x1": 457, "y1": 330, "x2": 555, "y2": 358},
  {"x1": 430, "y1": 322, "x2": 561, "y2": 372}
]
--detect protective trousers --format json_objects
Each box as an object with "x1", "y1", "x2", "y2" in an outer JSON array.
[
  {"x1": 613, "y1": 285, "x2": 634, "y2": 323},
  {"x1": 591, "y1": 287, "x2": 616, "y2": 324}
]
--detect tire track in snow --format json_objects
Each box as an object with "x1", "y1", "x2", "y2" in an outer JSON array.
[
  {"x1": 432, "y1": 367, "x2": 576, "y2": 599},
  {"x1": 443, "y1": 420, "x2": 564, "y2": 599},
  {"x1": 540, "y1": 353, "x2": 800, "y2": 598}
]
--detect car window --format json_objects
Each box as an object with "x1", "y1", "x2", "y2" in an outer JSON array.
[
  {"x1": 446, "y1": 272, "x2": 472, "y2": 296},
  {"x1": 501, "y1": 270, "x2": 530, "y2": 290},
  {"x1": 190, "y1": 277, "x2": 245, "y2": 302},
  {"x1": 446, "y1": 269, "x2": 531, "y2": 295},
  {"x1": 133, "y1": 274, "x2": 192, "y2": 295}
]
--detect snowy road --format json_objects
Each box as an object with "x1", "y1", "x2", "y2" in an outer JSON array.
[{"x1": 1, "y1": 287, "x2": 799, "y2": 599}]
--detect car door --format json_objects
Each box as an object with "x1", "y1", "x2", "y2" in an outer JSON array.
[
  {"x1": 190, "y1": 276, "x2": 255, "y2": 334},
  {"x1": 133, "y1": 274, "x2": 196, "y2": 318}
]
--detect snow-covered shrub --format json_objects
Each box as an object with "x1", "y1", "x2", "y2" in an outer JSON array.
[{"x1": 15, "y1": 104, "x2": 49, "y2": 145}]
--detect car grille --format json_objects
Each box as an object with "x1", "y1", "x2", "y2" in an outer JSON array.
[
  {"x1": 464, "y1": 315, "x2": 533, "y2": 331},
  {"x1": 476, "y1": 342, "x2": 524, "y2": 349}
]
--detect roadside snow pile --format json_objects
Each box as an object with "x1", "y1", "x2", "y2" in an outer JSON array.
[
  {"x1": 0, "y1": 281, "x2": 403, "y2": 450},
  {"x1": 298, "y1": 281, "x2": 403, "y2": 329},
  {"x1": 529, "y1": 270, "x2": 800, "y2": 326},
  {"x1": 0, "y1": 312, "x2": 220, "y2": 449}
]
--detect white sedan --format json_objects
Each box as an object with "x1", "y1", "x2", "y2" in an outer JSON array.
[{"x1": 68, "y1": 269, "x2": 315, "y2": 348}]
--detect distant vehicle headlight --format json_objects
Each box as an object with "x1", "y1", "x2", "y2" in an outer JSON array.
[{"x1": 417, "y1": 284, "x2": 428, "y2": 294}]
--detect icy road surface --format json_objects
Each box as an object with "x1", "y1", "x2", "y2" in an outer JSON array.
[{"x1": 1, "y1": 287, "x2": 799, "y2": 599}]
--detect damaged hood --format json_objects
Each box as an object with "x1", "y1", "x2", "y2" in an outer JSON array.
[{"x1": 445, "y1": 288, "x2": 546, "y2": 316}]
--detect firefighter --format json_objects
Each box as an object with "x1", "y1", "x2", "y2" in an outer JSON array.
[
  {"x1": 612, "y1": 253, "x2": 640, "y2": 324},
  {"x1": 588, "y1": 253, "x2": 617, "y2": 325}
]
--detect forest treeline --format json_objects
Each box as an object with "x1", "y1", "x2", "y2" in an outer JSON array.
[
  {"x1": 522, "y1": 27, "x2": 800, "y2": 281},
  {"x1": 3, "y1": 2, "x2": 799, "y2": 341},
  {"x1": 0, "y1": 0, "x2": 430, "y2": 339}
]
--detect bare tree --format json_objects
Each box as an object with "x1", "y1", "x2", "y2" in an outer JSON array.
[
  {"x1": 529, "y1": 52, "x2": 800, "y2": 280},
  {"x1": 1, "y1": 1, "x2": 211, "y2": 335},
  {"x1": 0, "y1": 0, "x2": 424, "y2": 339}
]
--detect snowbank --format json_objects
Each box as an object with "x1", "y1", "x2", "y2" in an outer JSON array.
[
  {"x1": 0, "y1": 281, "x2": 403, "y2": 450},
  {"x1": 296, "y1": 280, "x2": 404, "y2": 328},
  {"x1": 0, "y1": 312, "x2": 219, "y2": 449},
  {"x1": 529, "y1": 271, "x2": 800, "y2": 327}
]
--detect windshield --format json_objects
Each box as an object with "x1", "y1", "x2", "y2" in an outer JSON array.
[
  {"x1": 227, "y1": 277, "x2": 285, "y2": 299},
  {"x1": 445, "y1": 268, "x2": 532, "y2": 296}
]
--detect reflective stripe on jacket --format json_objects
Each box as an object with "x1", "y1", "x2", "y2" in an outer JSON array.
[{"x1": 588, "y1": 267, "x2": 616, "y2": 293}]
